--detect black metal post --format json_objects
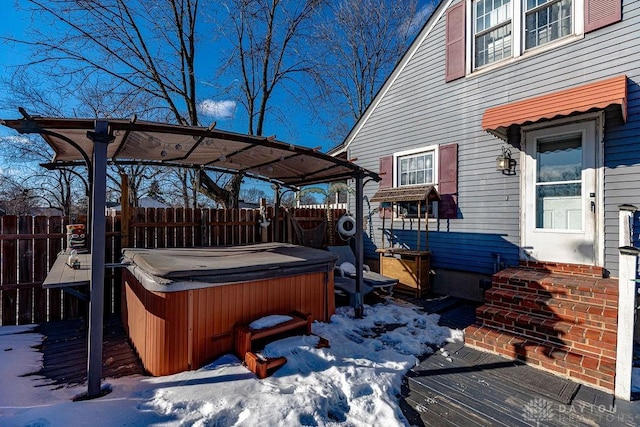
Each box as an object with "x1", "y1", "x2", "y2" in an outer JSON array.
[
  {"x1": 86, "y1": 120, "x2": 113, "y2": 398},
  {"x1": 354, "y1": 174, "x2": 364, "y2": 318}
]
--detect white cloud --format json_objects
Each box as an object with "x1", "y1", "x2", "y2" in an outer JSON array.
[{"x1": 198, "y1": 99, "x2": 237, "y2": 120}]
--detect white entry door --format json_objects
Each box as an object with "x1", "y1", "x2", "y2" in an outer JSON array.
[{"x1": 522, "y1": 120, "x2": 600, "y2": 265}]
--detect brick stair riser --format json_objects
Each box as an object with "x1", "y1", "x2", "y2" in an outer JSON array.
[
  {"x1": 517, "y1": 260, "x2": 606, "y2": 277},
  {"x1": 486, "y1": 284, "x2": 618, "y2": 310},
  {"x1": 483, "y1": 292, "x2": 618, "y2": 332},
  {"x1": 475, "y1": 309, "x2": 617, "y2": 353},
  {"x1": 491, "y1": 275, "x2": 618, "y2": 302},
  {"x1": 465, "y1": 325, "x2": 615, "y2": 392}
]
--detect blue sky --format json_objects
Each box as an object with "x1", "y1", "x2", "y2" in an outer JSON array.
[{"x1": 0, "y1": 1, "x2": 437, "y2": 195}]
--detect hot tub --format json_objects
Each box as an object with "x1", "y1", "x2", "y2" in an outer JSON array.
[{"x1": 121, "y1": 242, "x2": 337, "y2": 376}]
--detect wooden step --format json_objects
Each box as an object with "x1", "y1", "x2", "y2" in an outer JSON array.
[
  {"x1": 482, "y1": 288, "x2": 618, "y2": 332},
  {"x1": 465, "y1": 324, "x2": 615, "y2": 392}
]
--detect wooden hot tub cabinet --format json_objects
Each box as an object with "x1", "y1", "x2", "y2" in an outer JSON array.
[{"x1": 121, "y1": 244, "x2": 336, "y2": 376}]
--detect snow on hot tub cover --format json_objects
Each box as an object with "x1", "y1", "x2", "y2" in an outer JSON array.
[{"x1": 122, "y1": 242, "x2": 338, "y2": 291}]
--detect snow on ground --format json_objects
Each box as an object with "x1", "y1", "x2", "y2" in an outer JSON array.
[{"x1": 0, "y1": 300, "x2": 463, "y2": 427}]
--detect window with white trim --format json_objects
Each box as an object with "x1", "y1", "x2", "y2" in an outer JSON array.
[
  {"x1": 393, "y1": 146, "x2": 439, "y2": 218},
  {"x1": 474, "y1": 0, "x2": 513, "y2": 68},
  {"x1": 470, "y1": 0, "x2": 581, "y2": 70}
]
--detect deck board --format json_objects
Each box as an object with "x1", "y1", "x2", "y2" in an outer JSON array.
[
  {"x1": 392, "y1": 293, "x2": 640, "y2": 426},
  {"x1": 32, "y1": 315, "x2": 145, "y2": 386}
]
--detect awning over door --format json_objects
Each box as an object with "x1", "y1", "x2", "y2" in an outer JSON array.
[{"x1": 482, "y1": 75, "x2": 627, "y2": 140}]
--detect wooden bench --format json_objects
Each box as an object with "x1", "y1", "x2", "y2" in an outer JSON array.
[{"x1": 234, "y1": 311, "x2": 328, "y2": 378}]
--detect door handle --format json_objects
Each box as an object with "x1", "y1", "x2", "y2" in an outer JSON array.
[{"x1": 590, "y1": 201, "x2": 596, "y2": 213}]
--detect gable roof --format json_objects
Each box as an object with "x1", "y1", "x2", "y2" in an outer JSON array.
[{"x1": 328, "y1": 0, "x2": 451, "y2": 157}]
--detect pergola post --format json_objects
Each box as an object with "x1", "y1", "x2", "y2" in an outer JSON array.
[
  {"x1": 354, "y1": 173, "x2": 364, "y2": 319},
  {"x1": 86, "y1": 121, "x2": 114, "y2": 398}
]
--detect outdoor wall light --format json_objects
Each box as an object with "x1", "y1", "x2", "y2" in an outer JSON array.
[{"x1": 496, "y1": 146, "x2": 517, "y2": 175}]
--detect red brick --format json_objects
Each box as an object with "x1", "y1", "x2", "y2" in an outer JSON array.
[
  {"x1": 564, "y1": 352, "x2": 583, "y2": 366},
  {"x1": 582, "y1": 368, "x2": 614, "y2": 382},
  {"x1": 584, "y1": 330, "x2": 602, "y2": 340},
  {"x1": 600, "y1": 332, "x2": 617, "y2": 344},
  {"x1": 598, "y1": 380, "x2": 614, "y2": 391},
  {"x1": 581, "y1": 356, "x2": 599, "y2": 370}
]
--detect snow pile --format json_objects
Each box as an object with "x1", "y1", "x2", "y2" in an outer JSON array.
[
  {"x1": 0, "y1": 301, "x2": 463, "y2": 426},
  {"x1": 249, "y1": 314, "x2": 293, "y2": 330}
]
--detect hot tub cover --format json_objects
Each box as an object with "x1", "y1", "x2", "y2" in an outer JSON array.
[{"x1": 122, "y1": 243, "x2": 338, "y2": 291}]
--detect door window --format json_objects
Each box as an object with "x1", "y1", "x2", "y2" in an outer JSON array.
[{"x1": 535, "y1": 133, "x2": 582, "y2": 230}]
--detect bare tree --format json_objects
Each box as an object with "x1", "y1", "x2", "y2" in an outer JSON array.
[
  {"x1": 4, "y1": 0, "x2": 236, "y2": 208},
  {"x1": 6, "y1": 0, "x2": 324, "y2": 208},
  {"x1": 312, "y1": 0, "x2": 430, "y2": 140},
  {"x1": 219, "y1": 0, "x2": 324, "y2": 137}
]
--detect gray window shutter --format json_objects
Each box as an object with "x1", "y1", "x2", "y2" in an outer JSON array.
[
  {"x1": 379, "y1": 156, "x2": 393, "y2": 218},
  {"x1": 438, "y1": 143, "x2": 458, "y2": 219},
  {"x1": 585, "y1": 0, "x2": 621, "y2": 33},
  {"x1": 445, "y1": 2, "x2": 466, "y2": 82}
]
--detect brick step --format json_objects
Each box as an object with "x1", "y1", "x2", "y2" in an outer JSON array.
[
  {"x1": 518, "y1": 260, "x2": 606, "y2": 278},
  {"x1": 465, "y1": 324, "x2": 615, "y2": 392},
  {"x1": 483, "y1": 288, "x2": 618, "y2": 332},
  {"x1": 475, "y1": 306, "x2": 617, "y2": 357},
  {"x1": 491, "y1": 268, "x2": 618, "y2": 301}
]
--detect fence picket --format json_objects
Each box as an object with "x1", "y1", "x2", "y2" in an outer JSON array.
[
  {"x1": 18, "y1": 216, "x2": 33, "y2": 324},
  {"x1": 1, "y1": 216, "x2": 18, "y2": 325},
  {"x1": 0, "y1": 207, "x2": 335, "y2": 325}
]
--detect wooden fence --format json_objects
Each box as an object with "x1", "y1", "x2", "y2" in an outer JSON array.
[{"x1": 0, "y1": 207, "x2": 343, "y2": 326}]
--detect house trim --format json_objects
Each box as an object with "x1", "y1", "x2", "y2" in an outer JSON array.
[{"x1": 519, "y1": 111, "x2": 605, "y2": 266}]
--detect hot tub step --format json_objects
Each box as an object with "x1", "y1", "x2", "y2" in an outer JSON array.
[{"x1": 244, "y1": 352, "x2": 287, "y2": 379}]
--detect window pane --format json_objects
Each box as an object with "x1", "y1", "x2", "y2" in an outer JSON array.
[
  {"x1": 398, "y1": 201, "x2": 430, "y2": 219},
  {"x1": 536, "y1": 183, "x2": 581, "y2": 230},
  {"x1": 536, "y1": 134, "x2": 582, "y2": 183},
  {"x1": 475, "y1": 23, "x2": 512, "y2": 67},
  {"x1": 475, "y1": 0, "x2": 511, "y2": 33},
  {"x1": 525, "y1": 0, "x2": 572, "y2": 49},
  {"x1": 397, "y1": 151, "x2": 434, "y2": 187}
]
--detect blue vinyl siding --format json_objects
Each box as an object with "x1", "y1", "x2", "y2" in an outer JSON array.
[{"x1": 346, "y1": 0, "x2": 640, "y2": 277}]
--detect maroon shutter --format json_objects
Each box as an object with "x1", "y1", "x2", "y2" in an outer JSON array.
[
  {"x1": 379, "y1": 156, "x2": 393, "y2": 188},
  {"x1": 379, "y1": 156, "x2": 393, "y2": 219},
  {"x1": 445, "y1": 1, "x2": 466, "y2": 82},
  {"x1": 438, "y1": 143, "x2": 458, "y2": 219},
  {"x1": 585, "y1": 0, "x2": 622, "y2": 33}
]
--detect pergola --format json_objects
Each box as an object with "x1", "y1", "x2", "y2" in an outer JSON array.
[{"x1": 1, "y1": 112, "x2": 379, "y2": 399}]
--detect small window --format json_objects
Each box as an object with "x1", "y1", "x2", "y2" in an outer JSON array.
[
  {"x1": 398, "y1": 152, "x2": 434, "y2": 186},
  {"x1": 474, "y1": 0, "x2": 513, "y2": 67},
  {"x1": 393, "y1": 146, "x2": 438, "y2": 219},
  {"x1": 397, "y1": 201, "x2": 436, "y2": 219},
  {"x1": 524, "y1": 0, "x2": 573, "y2": 49}
]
